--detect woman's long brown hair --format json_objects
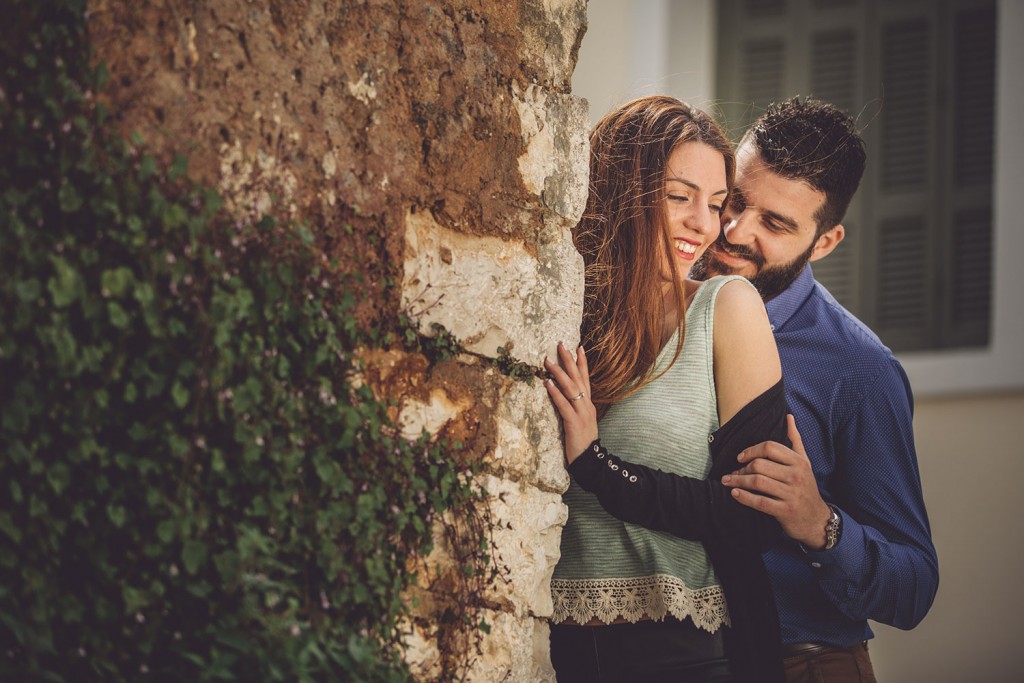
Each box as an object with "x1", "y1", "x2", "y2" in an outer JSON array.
[{"x1": 576, "y1": 96, "x2": 734, "y2": 413}]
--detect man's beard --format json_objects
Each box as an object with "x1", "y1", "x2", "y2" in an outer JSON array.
[{"x1": 692, "y1": 235, "x2": 815, "y2": 301}]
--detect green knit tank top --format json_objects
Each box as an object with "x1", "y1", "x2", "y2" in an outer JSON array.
[{"x1": 551, "y1": 275, "x2": 746, "y2": 630}]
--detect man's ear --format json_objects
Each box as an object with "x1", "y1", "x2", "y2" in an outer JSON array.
[{"x1": 809, "y1": 225, "x2": 845, "y2": 262}]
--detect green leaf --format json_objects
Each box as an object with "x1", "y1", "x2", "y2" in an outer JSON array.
[
  {"x1": 213, "y1": 550, "x2": 240, "y2": 582},
  {"x1": 46, "y1": 463, "x2": 72, "y2": 495},
  {"x1": 182, "y1": 539, "x2": 208, "y2": 575},
  {"x1": 107, "y1": 302, "x2": 130, "y2": 329},
  {"x1": 134, "y1": 282, "x2": 155, "y2": 305},
  {"x1": 96, "y1": 61, "x2": 110, "y2": 89},
  {"x1": 48, "y1": 257, "x2": 82, "y2": 307},
  {"x1": 162, "y1": 203, "x2": 187, "y2": 229},
  {"x1": 58, "y1": 184, "x2": 83, "y2": 213},
  {"x1": 156, "y1": 520, "x2": 177, "y2": 544},
  {"x1": 106, "y1": 504, "x2": 127, "y2": 528},
  {"x1": 15, "y1": 278, "x2": 42, "y2": 302},
  {"x1": 168, "y1": 154, "x2": 188, "y2": 181},
  {"x1": 171, "y1": 381, "x2": 190, "y2": 409},
  {"x1": 100, "y1": 267, "x2": 134, "y2": 297},
  {"x1": 0, "y1": 513, "x2": 22, "y2": 544},
  {"x1": 52, "y1": 327, "x2": 78, "y2": 367},
  {"x1": 122, "y1": 585, "x2": 148, "y2": 613},
  {"x1": 139, "y1": 154, "x2": 156, "y2": 179}
]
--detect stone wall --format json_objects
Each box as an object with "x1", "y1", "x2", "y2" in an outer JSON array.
[{"x1": 88, "y1": 1, "x2": 589, "y2": 679}]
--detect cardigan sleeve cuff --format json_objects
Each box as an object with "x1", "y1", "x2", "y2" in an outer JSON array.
[{"x1": 567, "y1": 439, "x2": 610, "y2": 491}]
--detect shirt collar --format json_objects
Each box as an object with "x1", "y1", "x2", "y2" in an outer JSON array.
[{"x1": 764, "y1": 264, "x2": 816, "y2": 332}]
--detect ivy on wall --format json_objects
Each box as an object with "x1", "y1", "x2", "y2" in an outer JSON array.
[{"x1": 0, "y1": 2, "x2": 489, "y2": 680}]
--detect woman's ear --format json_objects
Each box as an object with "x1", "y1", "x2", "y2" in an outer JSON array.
[{"x1": 809, "y1": 224, "x2": 845, "y2": 262}]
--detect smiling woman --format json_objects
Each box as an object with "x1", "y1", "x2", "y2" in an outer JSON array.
[{"x1": 541, "y1": 95, "x2": 792, "y2": 682}]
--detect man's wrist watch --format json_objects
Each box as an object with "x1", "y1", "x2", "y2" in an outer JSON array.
[{"x1": 823, "y1": 504, "x2": 842, "y2": 551}]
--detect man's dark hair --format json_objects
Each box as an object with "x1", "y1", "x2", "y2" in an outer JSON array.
[{"x1": 742, "y1": 97, "x2": 866, "y2": 237}]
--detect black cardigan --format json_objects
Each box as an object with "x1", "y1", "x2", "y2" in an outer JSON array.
[{"x1": 567, "y1": 379, "x2": 789, "y2": 683}]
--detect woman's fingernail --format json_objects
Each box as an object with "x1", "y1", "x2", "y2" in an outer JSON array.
[{"x1": 721, "y1": 475, "x2": 732, "y2": 484}]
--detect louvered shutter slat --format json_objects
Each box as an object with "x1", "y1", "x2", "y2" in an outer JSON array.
[
  {"x1": 881, "y1": 19, "x2": 930, "y2": 193},
  {"x1": 954, "y1": 6, "x2": 996, "y2": 186}
]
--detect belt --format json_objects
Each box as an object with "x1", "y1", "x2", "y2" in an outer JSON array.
[
  {"x1": 783, "y1": 642, "x2": 838, "y2": 658},
  {"x1": 783, "y1": 641, "x2": 865, "y2": 659}
]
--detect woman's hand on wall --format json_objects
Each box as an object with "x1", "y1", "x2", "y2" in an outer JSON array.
[{"x1": 544, "y1": 342, "x2": 599, "y2": 465}]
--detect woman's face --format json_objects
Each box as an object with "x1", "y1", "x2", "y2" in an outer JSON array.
[{"x1": 657, "y1": 141, "x2": 728, "y2": 284}]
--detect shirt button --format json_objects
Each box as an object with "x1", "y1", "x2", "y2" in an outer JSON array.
[
  {"x1": 810, "y1": 562, "x2": 822, "y2": 569},
  {"x1": 707, "y1": 434, "x2": 714, "y2": 443},
  {"x1": 770, "y1": 324, "x2": 776, "y2": 331}
]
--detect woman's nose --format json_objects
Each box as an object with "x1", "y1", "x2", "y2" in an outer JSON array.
[{"x1": 685, "y1": 204, "x2": 713, "y2": 234}]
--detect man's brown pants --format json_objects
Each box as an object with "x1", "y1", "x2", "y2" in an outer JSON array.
[{"x1": 783, "y1": 641, "x2": 877, "y2": 683}]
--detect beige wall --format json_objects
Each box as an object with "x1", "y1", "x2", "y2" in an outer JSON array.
[
  {"x1": 870, "y1": 392, "x2": 1024, "y2": 682},
  {"x1": 575, "y1": 1, "x2": 1024, "y2": 679}
]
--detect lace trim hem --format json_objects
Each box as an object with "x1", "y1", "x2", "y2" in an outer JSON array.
[{"x1": 550, "y1": 574, "x2": 730, "y2": 631}]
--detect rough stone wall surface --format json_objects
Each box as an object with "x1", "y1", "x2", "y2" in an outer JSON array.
[{"x1": 88, "y1": 1, "x2": 588, "y2": 680}]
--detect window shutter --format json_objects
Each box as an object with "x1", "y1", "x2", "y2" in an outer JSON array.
[
  {"x1": 870, "y1": 10, "x2": 936, "y2": 351},
  {"x1": 951, "y1": 208, "x2": 993, "y2": 332},
  {"x1": 877, "y1": 216, "x2": 931, "y2": 348},
  {"x1": 879, "y1": 19, "x2": 930, "y2": 193},
  {"x1": 743, "y1": 0, "x2": 786, "y2": 19},
  {"x1": 954, "y1": 5, "x2": 996, "y2": 186},
  {"x1": 714, "y1": 0, "x2": 789, "y2": 139},
  {"x1": 740, "y1": 39, "x2": 786, "y2": 128},
  {"x1": 713, "y1": 0, "x2": 996, "y2": 353},
  {"x1": 810, "y1": 29, "x2": 857, "y2": 114},
  {"x1": 945, "y1": 2, "x2": 996, "y2": 347},
  {"x1": 809, "y1": 28, "x2": 860, "y2": 311}
]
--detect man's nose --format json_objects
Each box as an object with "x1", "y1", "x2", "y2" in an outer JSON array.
[{"x1": 723, "y1": 210, "x2": 755, "y2": 244}]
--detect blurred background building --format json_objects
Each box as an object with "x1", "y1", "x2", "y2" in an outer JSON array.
[{"x1": 573, "y1": 1, "x2": 1023, "y2": 681}]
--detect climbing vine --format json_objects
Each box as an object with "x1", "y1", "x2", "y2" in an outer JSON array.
[{"x1": 0, "y1": 2, "x2": 492, "y2": 681}]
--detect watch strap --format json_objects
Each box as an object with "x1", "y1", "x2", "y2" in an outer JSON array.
[{"x1": 823, "y1": 504, "x2": 842, "y2": 550}]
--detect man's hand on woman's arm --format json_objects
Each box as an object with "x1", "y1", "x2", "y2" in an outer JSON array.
[{"x1": 721, "y1": 415, "x2": 832, "y2": 549}]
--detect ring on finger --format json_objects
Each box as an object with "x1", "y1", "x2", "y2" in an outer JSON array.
[{"x1": 569, "y1": 391, "x2": 585, "y2": 401}]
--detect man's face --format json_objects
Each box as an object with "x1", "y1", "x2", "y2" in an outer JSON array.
[{"x1": 692, "y1": 142, "x2": 831, "y2": 301}]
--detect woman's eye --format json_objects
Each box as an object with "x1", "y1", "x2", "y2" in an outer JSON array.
[
  {"x1": 668, "y1": 194, "x2": 689, "y2": 203},
  {"x1": 710, "y1": 205, "x2": 723, "y2": 214}
]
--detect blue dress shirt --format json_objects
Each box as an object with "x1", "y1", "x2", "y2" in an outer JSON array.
[{"x1": 764, "y1": 265, "x2": 939, "y2": 647}]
